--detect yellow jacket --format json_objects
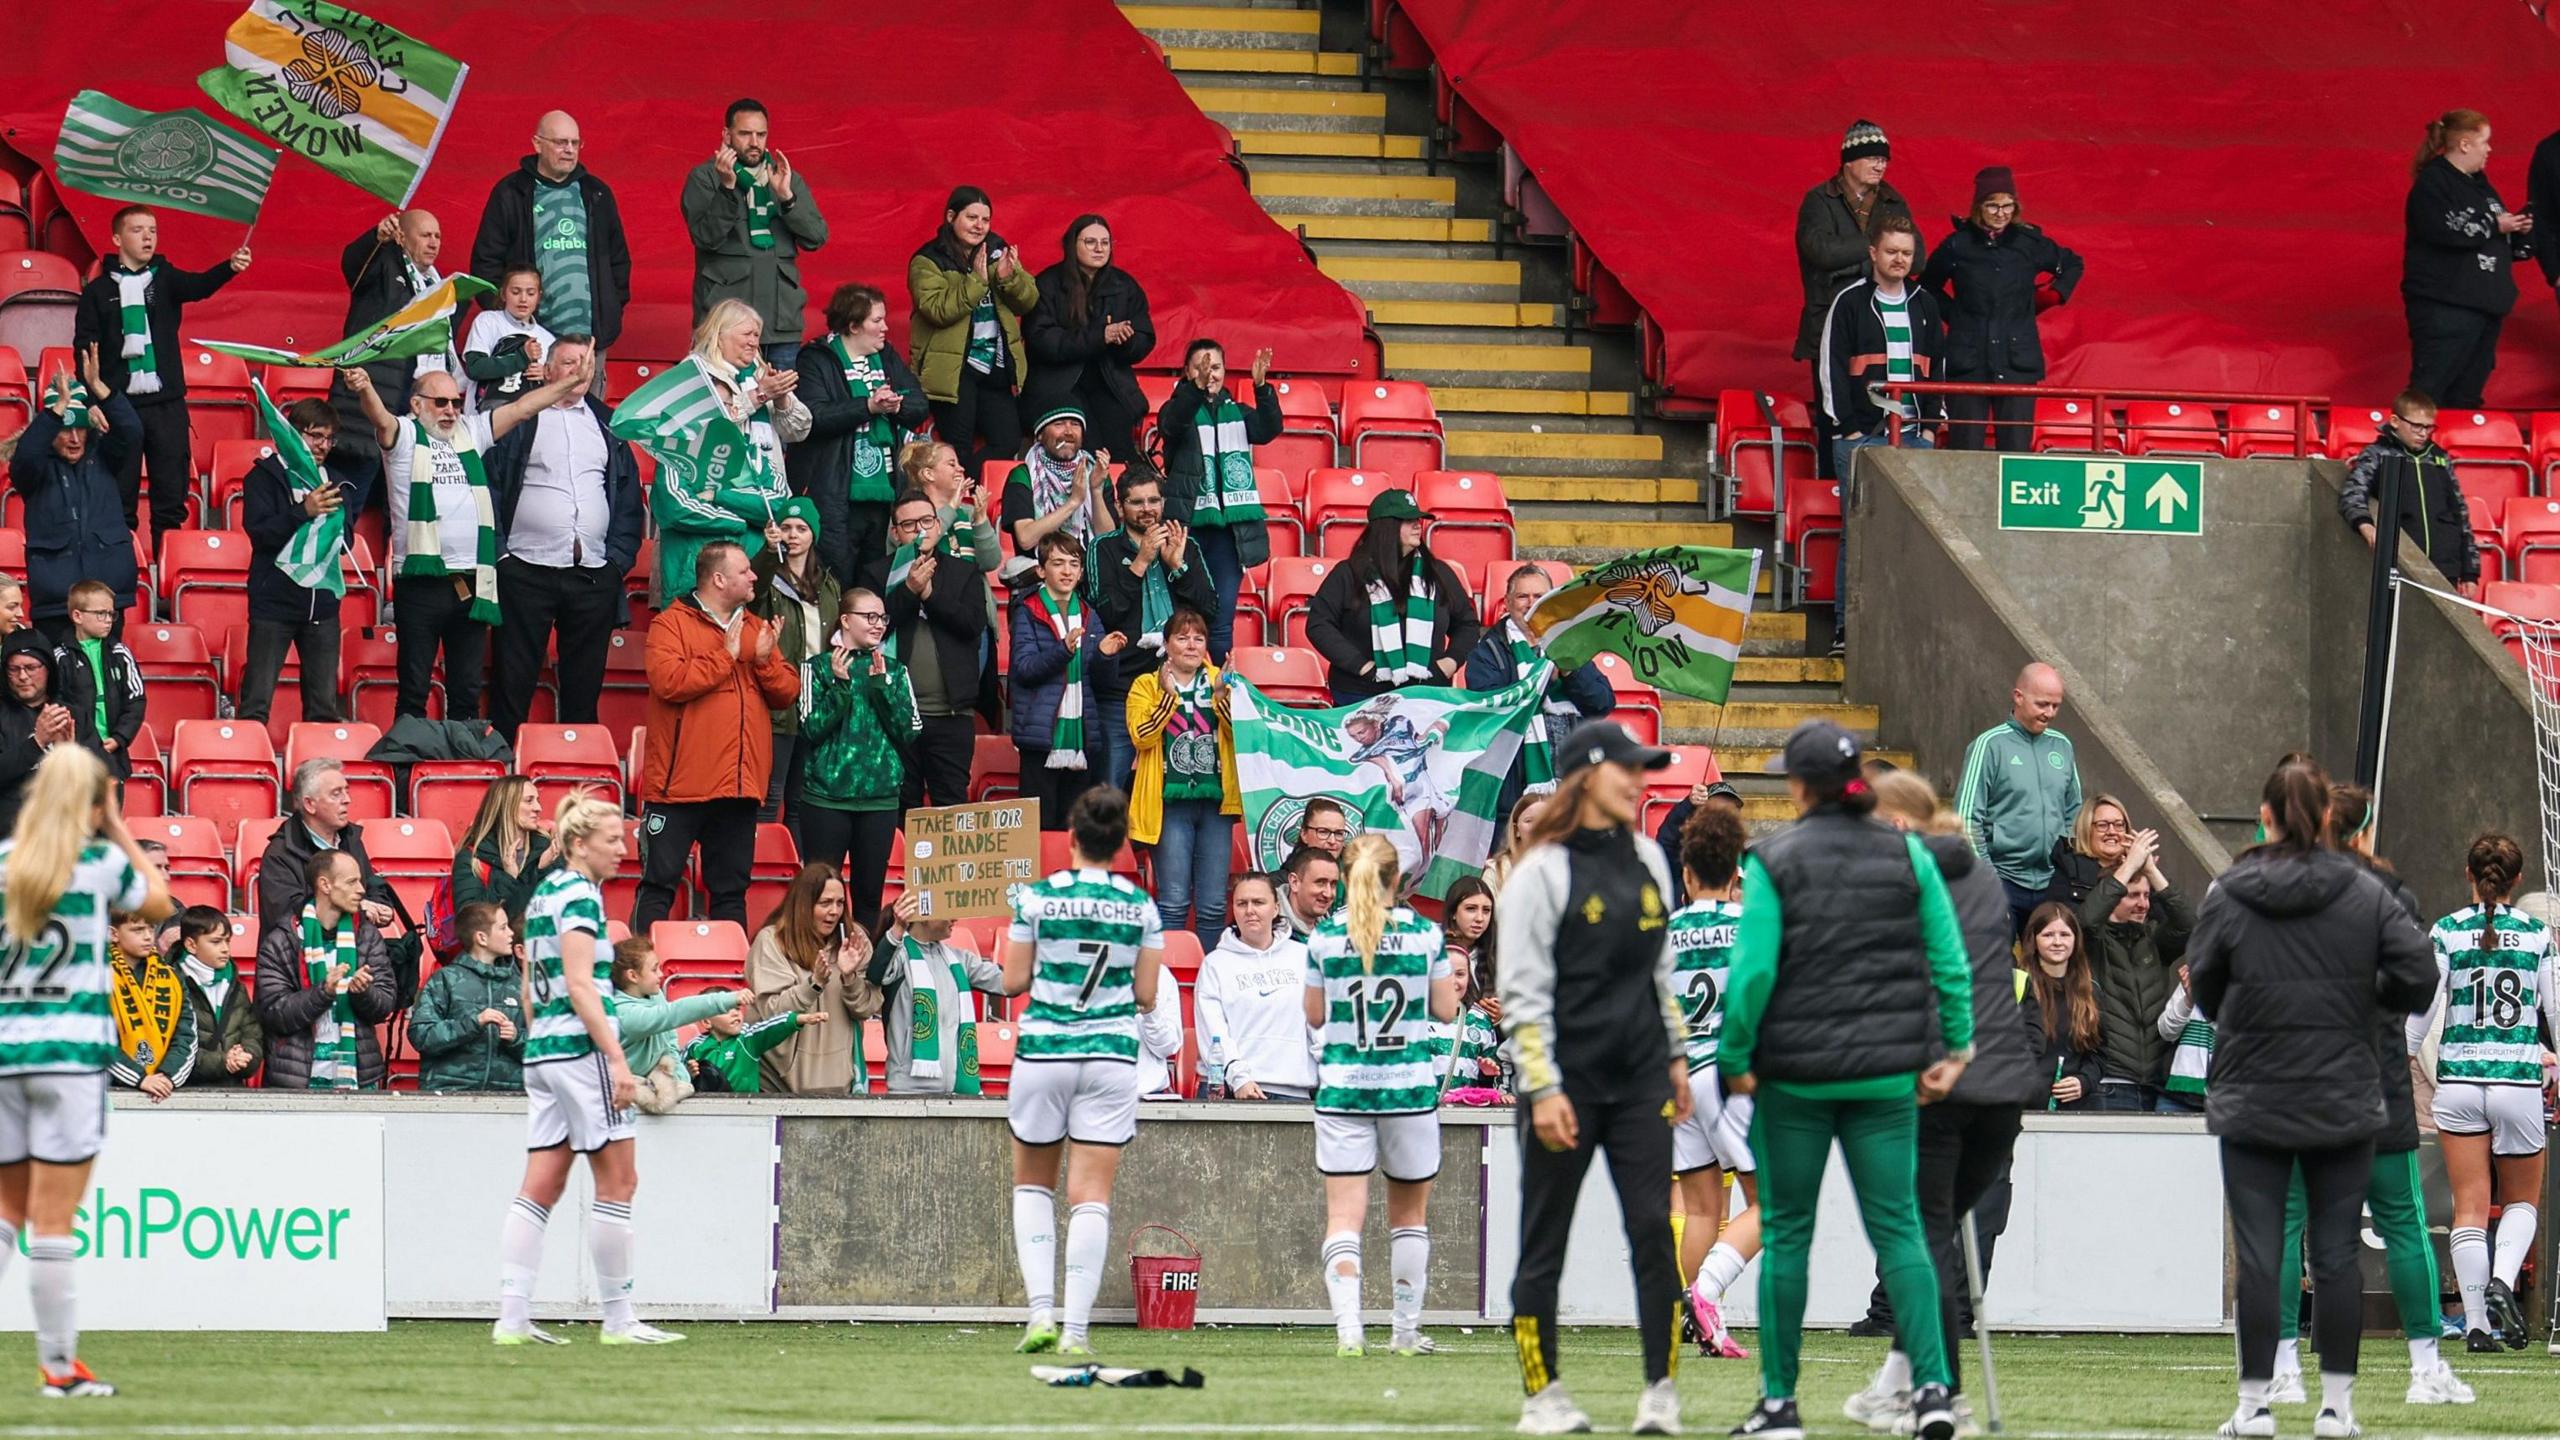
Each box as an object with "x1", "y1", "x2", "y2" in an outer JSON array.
[{"x1": 1125, "y1": 665, "x2": 1243, "y2": 845}]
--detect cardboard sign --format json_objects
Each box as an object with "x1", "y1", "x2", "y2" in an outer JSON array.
[{"x1": 903, "y1": 799, "x2": 1043, "y2": 919}]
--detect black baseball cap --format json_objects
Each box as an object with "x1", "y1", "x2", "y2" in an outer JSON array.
[
  {"x1": 1781, "y1": 720, "x2": 1862, "y2": 787},
  {"x1": 1702, "y1": 780, "x2": 1743, "y2": 806},
  {"x1": 1557, "y1": 719, "x2": 1672, "y2": 780}
]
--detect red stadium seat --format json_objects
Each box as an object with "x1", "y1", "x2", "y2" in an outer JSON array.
[
  {"x1": 407, "y1": 760, "x2": 504, "y2": 838},
  {"x1": 1038, "y1": 831, "x2": 1143, "y2": 884},
  {"x1": 2473, "y1": 495, "x2": 2507, "y2": 584},
  {"x1": 2230, "y1": 402, "x2": 2312, "y2": 459},
  {"x1": 137, "y1": 815, "x2": 229, "y2": 914},
  {"x1": 364, "y1": 818, "x2": 455, "y2": 922},
  {"x1": 1342, "y1": 380, "x2": 1443, "y2": 474},
  {"x1": 2505, "y1": 500, "x2": 2560, "y2": 586},
  {"x1": 2534, "y1": 412, "x2": 2560, "y2": 495},
  {"x1": 124, "y1": 623, "x2": 222, "y2": 735},
  {"x1": 605, "y1": 358, "x2": 665, "y2": 402},
  {"x1": 1586, "y1": 653, "x2": 1662, "y2": 746},
  {"x1": 2482, "y1": 581, "x2": 2560, "y2": 636},
  {"x1": 344, "y1": 630, "x2": 436, "y2": 732},
  {"x1": 2029, "y1": 397, "x2": 2117, "y2": 455},
  {"x1": 1262, "y1": 378, "x2": 1340, "y2": 480},
  {"x1": 972, "y1": 733, "x2": 1021, "y2": 801},
  {"x1": 595, "y1": 630, "x2": 652, "y2": 740},
  {"x1": 2122, "y1": 401, "x2": 2225, "y2": 458},
  {"x1": 1263, "y1": 556, "x2": 1334, "y2": 650},
  {"x1": 284, "y1": 722, "x2": 393, "y2": 821},
  {"x1": 2439, "y1": 410, "x2": 2534, "y2": 509},
  {"x1": 159, "y1": 530, "x2": 254, "y2": 648},
  {"x1": 1227, "y1": 646, "x2": 1330, "y2": 708},
  {"x1": 1788, "y1": 474, "x2": 1846, "y2": 606},
  {"x1": 170, "y1": 719, "x2": 280, "y2": 847},
  {"x1": 0, "y1": 255, "x2": 80, "y2": 372},
  {"x1": 1160, "y1": 929, "x2": 1205, "y2": 985},
  {"x1": 178, "y1": 348, "x2": 258, "y2": 450},
  {"x1": 1716, "y1": 389, "x2": 1817, "y2": 515},
  {"x1": 122, "y1": 723, "x2": 164, "y2": 816},
  {"x1": 1415, "y1": 470, "x2": 1515, "y2": 577},
  {"x1": 652, "y1": 920, "x2": 749, "y2": 988},
  {"x1": 234, "y1": 816, "x2": 284, "y2": 912},
  {"x1": 1641, "y1": 744, "x2": 1724, "y2": 835},
  {"x1": 516, "y1": 724, "x2": 624, "y2": 813},
  {"x1": 1304, "y1": 469, "x2": 1397, "y2": 558},
  {"x1": 2328, "y1": 406, "x2": 2388, "y2": 461},
  {"x1": 0, "y1": 346, "x2": 30, "y2": 437},
  {"x1": 260, "y1": 364, "x2": 334, "y2": 411},
  {"x1": 1255, "y1": 466, "x2": 1305, "y2": 557},
  {"x1": 599, "y1": 818, "x2": 667, "y2": 925},
  {"x1": 208, "y1": 438, "x2": 278, "y2": 528},
  {"x1": 740, "y1": 823, "x2": 803, "y2": 921}
]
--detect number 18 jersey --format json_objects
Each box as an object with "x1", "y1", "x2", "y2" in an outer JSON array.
[
  {"x1": 1307, "y1": 909, "x2": 1449, "y2": 1115},
  {"x1": 523, "y1": 869, "x2": 615, "y2": 1066},
  {"x1": 1010, "y1": 870, "x2": 1162, "y2": 1063},
  {"x1": 2431, "y1": 903, "x2": 2559, "y2": 1085},
  {"x1": 1668, "y1": 897, "x2": 1740, "y2": 1074}
]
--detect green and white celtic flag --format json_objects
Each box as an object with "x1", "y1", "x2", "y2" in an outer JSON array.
[
  {"x1": 198, "y1": 0, "x2": 469, "y2": 207},
  {"x1": 1227, "y1": 665, "x2": 1547, "y2": 899},
  {"x1": 609, "y1": 356, "x2": 775, "y2": 498},
  {"x1": 54, "y1": 91, "x2": 279, "y2": 225},
  {"x1": 258, "y1": 379, "x2": 346, "y2": 597},
  {"x1": 196, "y1": 272, "x2": 490, "y2": 369},
  {"x1": 1528, "y1": 544, "x2": 1761, "y2": 705}
]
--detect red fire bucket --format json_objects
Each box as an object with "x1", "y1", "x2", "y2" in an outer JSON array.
[{"x1": 1129, "y1": 1223, "x2": 1202, "y2": 1330}]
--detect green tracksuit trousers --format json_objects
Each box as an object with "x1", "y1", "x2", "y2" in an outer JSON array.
[
  {"x1": 1752, "y1": 1082, "x2": 1951, "y2": 1399},
  {"x1": 2277, "y1": 1146, "x2": 2440, "y2": 1345}
]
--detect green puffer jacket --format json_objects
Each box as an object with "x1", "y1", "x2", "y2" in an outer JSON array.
[
  {"x1": 410, "y1": 954, "x2": 527, "y2": 1093},
  {"x1": 749, "y1": 551, "x2": 843, "y2": 737},
  {"x1": 906, "y1": 235, "x2": 1041, "y2": 403},
  {"x1": 800, "y1": 650, "x2": 920, "y2": 811}
]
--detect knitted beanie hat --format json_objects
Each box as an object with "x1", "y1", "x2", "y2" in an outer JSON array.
[
  {"x1": 1841, "y1": 119, "x2": 1890, "y2": 164},
  {"x1": 1973, "y1": 166, "x2": 2018, "y2": 205}
]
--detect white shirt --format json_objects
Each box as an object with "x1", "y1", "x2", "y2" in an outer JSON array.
[
  {"x1": 507, "y1": 403, "x2": 611, "y2": 568},
  {"x1": 461, "y1": 310, "x2": 555, "y2": 415},
  {"x1": 1197, "y1": 928, "x2": 1319, "y2": 1093},
  {"x1": 385, "y1": 413, "x2": 496, "y2": 570},
  {"x1": 1136, "y1": 972, "x2": 1186, "y2": 1099}
]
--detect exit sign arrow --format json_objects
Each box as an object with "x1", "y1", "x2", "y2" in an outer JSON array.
[
  {"x1": 1998, "y1": 456, "x2": 2204, "y2": 536},
  {"x1": 2145, "y1": 474, "x2": 2190, "y2": 525}
]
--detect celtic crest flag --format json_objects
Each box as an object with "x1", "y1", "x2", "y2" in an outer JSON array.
[
  {"x1": 197, "y1": 0, "x2": 469, "y2": 206},
  {"x1": 609, "y1": 357, "x2": 775, "y2": 499},
  {"x1": 1226, "y1": 666, "x2": 1547, "y2": 899},
  {"x1": 1527, "y1": 545, "x2": 1762, "y2": 705},
  {"x1": 53, "y1": 91, "x2": 279, "y2": 225}
]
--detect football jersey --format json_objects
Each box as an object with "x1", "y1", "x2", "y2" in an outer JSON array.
[
  {"x1": 2432, "y1": 903, "x2": 2559, "y2": 1085},
  {"x1": 1009, "y1": 869, "x2": 1162, "y2": 1062},
  {"x1": 1307, "y1": 908, "x2": 1449, "y2": 1115},
  {"x1": 523, "y1": 869, "x2": 615, "y2": 1065},
  {"x1": 1668, "y1": 898, "x2": 1740, "y2": 1073},
  {"x1": 0, "y1": 839, "x2": 148, "y2": 1076}
]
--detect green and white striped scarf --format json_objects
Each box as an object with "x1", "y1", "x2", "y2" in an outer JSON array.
[
  {"x1": 905, "y1": 935, "x2": 981, "y2": 1093},
  {"x1": 1366, "y1": 560, "x2": 1436, "y2": 685},
  {"x1": 827, "y1": 336, "x2": 898, "y2": 503},
  {"x1": 1504, "y1": 619, "x2": 1557, "y2": 794},
  {"x1": 400, "y1": 418, "x2": 502, "y2": 625},
  {"x1": 964, "y1": 289, "x2": 999, "y2": 373},
  {"x1": 299, "y1": 904, "x2": 361, "y2": 1091},
  {"x1": 1189, "y1": 393, "x2": 1264, "y2": 529},
  {"x1": 741, "y1": 169, "x2": 778, "y2": 250},
  {"x1": 112, "y1": 265, "x2": 161, "y2": 396},
  {"x1": 2165, "y1": 1016, "x2": 2213, "y2": 1096},
  {"x1": 258, "y1": 379, "x2": 347, "y2": 596},
  {"x1": 1033, "y1": 587, "x2": 1088, "y2": 769}
]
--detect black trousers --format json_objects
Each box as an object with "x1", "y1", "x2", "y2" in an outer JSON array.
[
  {"x1": 631, "y1": 796, "x2": 757, "y2": 934},
  {"x1": 760, "y1": 731, "x2": 802, "y2": 824},
  {"x1": 2225, "y1": 1137, "x2": 2372, "y2": 1382},
  {"x1": 1018, "y1": 746, "x2": 1098, "y2": 831},
  {"x1": 1074, "y1": 372, "x2": 1140, "y2": 467},
  {"x1": 393, "y1": 574, "x2": 487, "y2": 720},
  {"x1": 1915, "y1": 1102, "x2": 2021, "y2": 1393},
  {"x1": 901, "y1": 712, "x2": 976, "y2": 811},
  {"x1": 2406, "y1": 300, "x2": 2503, "y2": 411},
  {"x1": 827, "y1": 499, "x2": 893, "y2": 598},
  {"x1": 117, "y1": 397, "x2": 194, "y2": 539},
  {"x1": 1808, "y1": 359, "x2": 1839, "y2": 481},
  {"x1": 1511, "y1": 1086, "x2": 1681, "y2": 1392},
  {"x1": 489, "y1": 557, "x2": 618, "y2": 742},
  {"x1": 1943, "y1": 391, "x2": 2034, "y2": 454},
  {"x1": 930, "y1": 366, "x2": 1024, "y2": 479},
  {"x1": 798, "y1": 803, "x2": 900, "y2": 930},
  {"x1": 236, "y1": 616, "x2": 345, "y2": 723}
]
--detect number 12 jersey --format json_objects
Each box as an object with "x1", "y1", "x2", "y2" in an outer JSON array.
[{"x1": 1308, "y1": 909, "x2": 1448, "y2": 1115}]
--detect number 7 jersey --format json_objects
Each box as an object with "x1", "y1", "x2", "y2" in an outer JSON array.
[
  {"x1": 1668, "y1": 897, "x2": 1740, "y2": 1074},
  {"x1": 2429, "y1": 903, "x2": 2560, "y2": 1085},
  {"x1": 1307, "y1": 908, "x2": 1449, "y2": 1115},
  {"x1": 1010, "y1": 870, "x2": 1163, "y2": 1063}
]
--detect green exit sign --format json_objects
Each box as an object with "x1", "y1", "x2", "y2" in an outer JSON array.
[{"x1": 1997, "y1": 455, "x2": 2203, "y2": 535}]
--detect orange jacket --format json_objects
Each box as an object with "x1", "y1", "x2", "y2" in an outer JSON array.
[{"x1": 643, "y1": 596, "x2": 801, "y2": 805}]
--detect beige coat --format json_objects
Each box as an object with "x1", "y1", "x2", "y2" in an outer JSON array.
[{"x1": 746, "y1": 926, "x2": 882, "y2": 1095}]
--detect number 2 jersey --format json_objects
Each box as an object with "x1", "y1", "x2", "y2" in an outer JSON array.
[
  {"x1": 1308, "y1": 908, "x2": 1449, "y2": 1115},
  {"x1": 523, "y1": 869, "x2": 615, "y2": 1065},
  {"x1": 1010, "y1": 870, "x2": 1163, "y2": 1063},
  {"x1": 1668, "y1": 897, "x2": 1739, "y2": 1073},
  {"x1": 0, "y1": 838, "x2": 149, "y2": 1076},
  {"x1": 2427, "y1": 903, "x2": 2560, "y2": 1085}
]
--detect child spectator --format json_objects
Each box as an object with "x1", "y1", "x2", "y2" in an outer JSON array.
[
  {"x1": 108, "y1": 911, "x2": 196, "y2": 1100},
  {"x1": 610, "y1": 935, "x2": 759, "y2": 1114},
  {"x1": 2156, "y1": 963, "x2": 2211, "y2": 1113},
  {"x1": 2024, "y1": 902, "x2": 2103, "y2": 1112},
  {"x1": 867, "y1": 891, "x2": 1004, "y2": 1095},
  {"x1": 55, "y1": 580, "x2": 141, "y2": 782},
  {"x1": 684, "y1": 1008, "x2": 816, "y2": 1094},
  {"x1": 409, "y1": 902, "x2": 527, "y2": 1093},
  {"x1": 1437, "y1": 877, "x2": 1509, "y2": 1098},
  {"x1": 171, "y1": 905, "x2": 261, "y2": 1087},
  {"x1": 797, "y1": 588, "x2": 917, "y2": 923},
  {"x1": 462, "y1": 266, "x2": 554, "y2": 413}
]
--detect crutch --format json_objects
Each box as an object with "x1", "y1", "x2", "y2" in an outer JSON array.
[{"x1": 1961, "y1": 1210, "x2": 2003, "y2": 1433}]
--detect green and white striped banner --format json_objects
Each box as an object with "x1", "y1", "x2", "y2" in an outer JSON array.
[
  {"x1": 53, "y1": 91, "x2": 278, "y2": 225},
  {"x1": 258, "y1": 378, "x2": 346, "y2": 597},
  {"x1": 609, "y1": 355, "x2": 775, "y2": 500},
  {"x1": 196, "y1": 271, "x2": 490, "y2": 368},
  {"x1": 1227, "y1": 665, "x2": 1548, "y2": 899}
]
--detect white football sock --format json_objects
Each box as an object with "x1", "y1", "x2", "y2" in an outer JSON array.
[
  {"x1": 2493, "y1": 1203, "x2": 2538, "y2": 1287},
  {"x1": 590, "y1": 1199, "x2": 635, "y2": 1331},
  {"x1": 2238, "y1": 1377, "x2": 2269, "y2": 1410},
  {"x1": 1323, "y1": 1231, "x2": 1364, "y2": 1345},
  {"x1": 1012, "y1": 1186, "x2": 1056, "y2": 1327},
  {"x1": 2273, "y1": 1337, "x2": 2299, "y2": 1376},
  {"x1": 27, "y1": 1235, "x2": 76, "y2": 1374},
  {"x1": 2451, "y1": 1226, "x2": 2491, "y2": 1332},
  {"x1": 2319, "y1": 1371, "x2": 2354, "y2": 1417},
  {"x1": 1695, "y1": 1240, "x2": 1749, "y2": 1302},
  {"x1": 1062, "y1": 1203, "x2": 1109, "y2": 1346},
  {"x1": 498, "y1": 1196, "x2": 548, "y2": 1329},
  {"x1": 2408, "y1": 1335, "x2": 2440, "y2": 1373},
  {"x1": 1880, "y1": 1349, "x2": 1913, "y2": 1392},
  {"x1": 1390, "y1": 1225, "x2": 1428, "y2": 1337}
]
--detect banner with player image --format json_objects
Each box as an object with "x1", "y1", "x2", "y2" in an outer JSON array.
[{"x1": 1227, "y1": 666, "x2": 1549, "y2": 899}]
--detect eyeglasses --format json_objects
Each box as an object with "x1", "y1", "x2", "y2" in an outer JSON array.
[
  {"x1": 2091, "y1": 819, "x2": 2130, "y2": 833},
  {"x1": 1302, "y1": 825, "x2": 1349, "y2": 840},
  {"x1": 71, "y1": 608, "x2": 114, "y2": 618},
  {"x1": 420, "y1": 395, "x2": 462, "y2": 411},
  {"x1": 1982, "y1": 200, "x2": 2018, "y2": 212},
  {"x1": 892, "y1": 516, "x2": 933, "y2": 532},
  {"x1": 298, "y1": 428, "x2": 334, "y2": 442},
  {"x1": 2392, "y1": 415, "x2": 2436, "y2": 432},
  {"x1": 847, "y1": 610, "x2": 887, "y2": 622},
  {"x1": 538, "y1": 136, "x2": 583, "y2": 148}
]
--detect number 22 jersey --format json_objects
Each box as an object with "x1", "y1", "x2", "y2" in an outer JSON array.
[
  {"x1": 1667, "y1": 897, "x2": 1739, "y2": 1074},
  {"x1": 1307, "y1": 908, "x2": 1449, "y2": 1115}
]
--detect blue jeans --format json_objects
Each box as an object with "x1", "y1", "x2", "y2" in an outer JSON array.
[
  {"x1": 1095, "y1": 689, "x2": 1135, "y2": 795},
  {"x1": 1998, "y1": 876, "x2": 2046, "y2": 941},
  {"x1": 2097, "y1": 1081, "x2": 2164, "y2": 1113},
  {"x1": 1196, "y1": 524, "x2": 1245, "y2": 664},
  {"x1": 1830, "y1": 425, "x2": 1935, "y2": 627},
  {"x1": 1150, "y1": 799, "x2": 1234, "y2": 950},
  {"x1": 763, "y1": 340, "x2": 801, "y2": 371}
]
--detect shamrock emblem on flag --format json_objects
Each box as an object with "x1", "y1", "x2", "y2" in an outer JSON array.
[
  {"x1": 1600, "y1": 561, "x2": 1686, "y2": 636},
  {"x1": 282, "y1": 26, "x2": 381, "y2": 121}
]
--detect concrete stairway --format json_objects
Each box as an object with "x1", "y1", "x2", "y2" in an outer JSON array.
[{"x1": 1122, "y1": 1, "x2": 1899, "y2": 817}]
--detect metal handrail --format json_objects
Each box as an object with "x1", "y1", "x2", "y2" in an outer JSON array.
[{"x1": 1877, "y1": 381, "x2": 2334, "y2": 458}]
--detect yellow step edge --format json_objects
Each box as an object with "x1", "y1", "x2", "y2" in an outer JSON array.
[
  {"x1": 1237, "y1": 132, "x2": 1426, "y2": 159},
  {"x1": 1183, "y1": 87, "x2": 1386, "y2": 117},
  {"x1": 1124, "y1": 5, "x2": 1321, "y2": 33},
  {"x1": 1748, "y1": 612, "x2": 1808, "y2": 641},
  {"x1": 1446, "y1": 429, "x2": 1663, "y2": 461},
  {"x1": 1516, "y1": 520, "x2": 1732, "y2": 549},
  {"x1": 1715, "y1": 745, "x2": 1913, "y2": 773},
  {"x1": 1500, "y1": 476, "x2": 1679, "y2": 504},
  {"x1": 1428, "y1": 387, "x2": 1627, "y2": 416},
  {"x1": 1250, "y1": 172, "x2": 1456, "y2": 202},
  {"x1": 1365, "y1": 300, "x2": 1561, "y2": 328},
  {"x1": 1733, "y1": 657, "x2": 1847, "y2": 684},
  {"x1": 1166, "y1": 47, "x2": 1360, "y2": 75},
  {"x1": 1383, "y1": 341, "x2": 1588, "y2": 372},
  {"x1": 1273, "y1": 215, "x2": 1492, "y2": 242},
  {"x1": 1663, "y1": 700, "x2": 1882, "y2": 730},
  {"x1": 1317, "y1": 256, "x2": 1523, "y2": 285}
]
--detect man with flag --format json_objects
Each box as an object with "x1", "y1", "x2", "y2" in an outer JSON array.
[
  {"x1": 332, "y1": 210, "x2": 455, "y2": 463},
  {"x1": 1468, "y1": 562, "x2": 1617, "y2": 828},
  {"x1": 71, "y1": 206, "x2": 250, "y2": 542},
  {"x1": 240, "y1": 388, "x2": 376, "y2": 727}
]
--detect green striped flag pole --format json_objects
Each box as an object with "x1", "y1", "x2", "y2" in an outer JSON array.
[
  {"x1": 195, "y1": 272, "x2": 491, "y2": 369},
  {"x1": 53, "y1": 91, "x2": 278, "y2": 225},
  {"x1": 1227, "y1": 664, "x2": 1547, "y2": 899},
  {"x1": 259, "y1": 379, "x2": 346, "y2": 597},
  {"x1": 197, "y1": 0, "x2": 469, "y2": 207}
]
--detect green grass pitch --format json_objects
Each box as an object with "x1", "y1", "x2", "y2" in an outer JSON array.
[{"x1": 8, "y1": 1323, "x2": 2560, "y2": 1438}]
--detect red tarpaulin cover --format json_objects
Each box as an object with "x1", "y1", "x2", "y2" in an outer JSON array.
[
  {"x1": 0, "y1": 0, "x2": 1365, "y2": 374},
  {"x1": 1397, "y1": 0, "x2": 2560, "y2": 408}
]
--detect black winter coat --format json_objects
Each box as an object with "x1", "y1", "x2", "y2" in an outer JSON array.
[
  {"x1": 8, "y1": 401, "x2": 139, "y2": 619},
  {"x1": 1090, "y1": 531, "x2": 1217, "y2": 694},
  {"x1": 2403, "y1": 156, "x2": 2520, "y2": 317},
  {"x1": 54, "y1": 635, "x2": 142, "y2": 780},
  {"x1": 786, "y1": 341, "x2": 930, "y2": 586},
  {"x1": 243, "y1": 452, "x2": 378, "y2": 624},
  {"x1": 2186, "y1": 849, "x2": 2437, "y2": 1150},
  {"x1": 1817, "y1": 278, "x2": 1947, "y2": 437},
  {"x1": 1793, "y1": 176, "x2": 1920, "y2": 361},
  {"x1": 331, "y1": 227, "x2": 446, "y2": 435},
  {"x1": 1928, "y1": 834, "x2": 2045, "y2": 1107},
  {"x1": 480, "y1": 397, "x2": 647, "y2": 627},
  {"x1": 72, "y1": 258, "x2": 239, "y2": 403},
  {"x1": 2360, "y1": 856, "x2": 2427, "y2": 1152},
  {"x1": 254, "y1": 917, "x2": 398, "y2": 1090},
  {"x1": 1023, "y1": 262, "x2": 1155, "y2": 425},
  {"x1": 0, "y1": 633, "x2": 60, "y2": 837},
  {"x1": 1922, "y1": 218, "x2": 2082, "y2": 383},
  {"x1": 1305, "y1": 551, "x2": 1481, "y2": 702},
  {"x1": 1156, "y1": 378, "x2": 1283, "y2": 554},
  {"x1": 469, "y1": 158, "x2": 635, "y2": 349},
  {"x1": 2531, "y1": 128, "x2": 2560, "y2": 289},
  {"x1": 2042, "y1": 838, "x2": 2103, "y2": 912},
  {"x1": 2339, "y1": 434, "x2": 2478, "y2": 586},
  {"x1": 2081, "y1": 872, "x2": 2196, "y2": 1085},
  {"x1": 256, "y1": 819, "x2": 396, "y2": 940}
]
